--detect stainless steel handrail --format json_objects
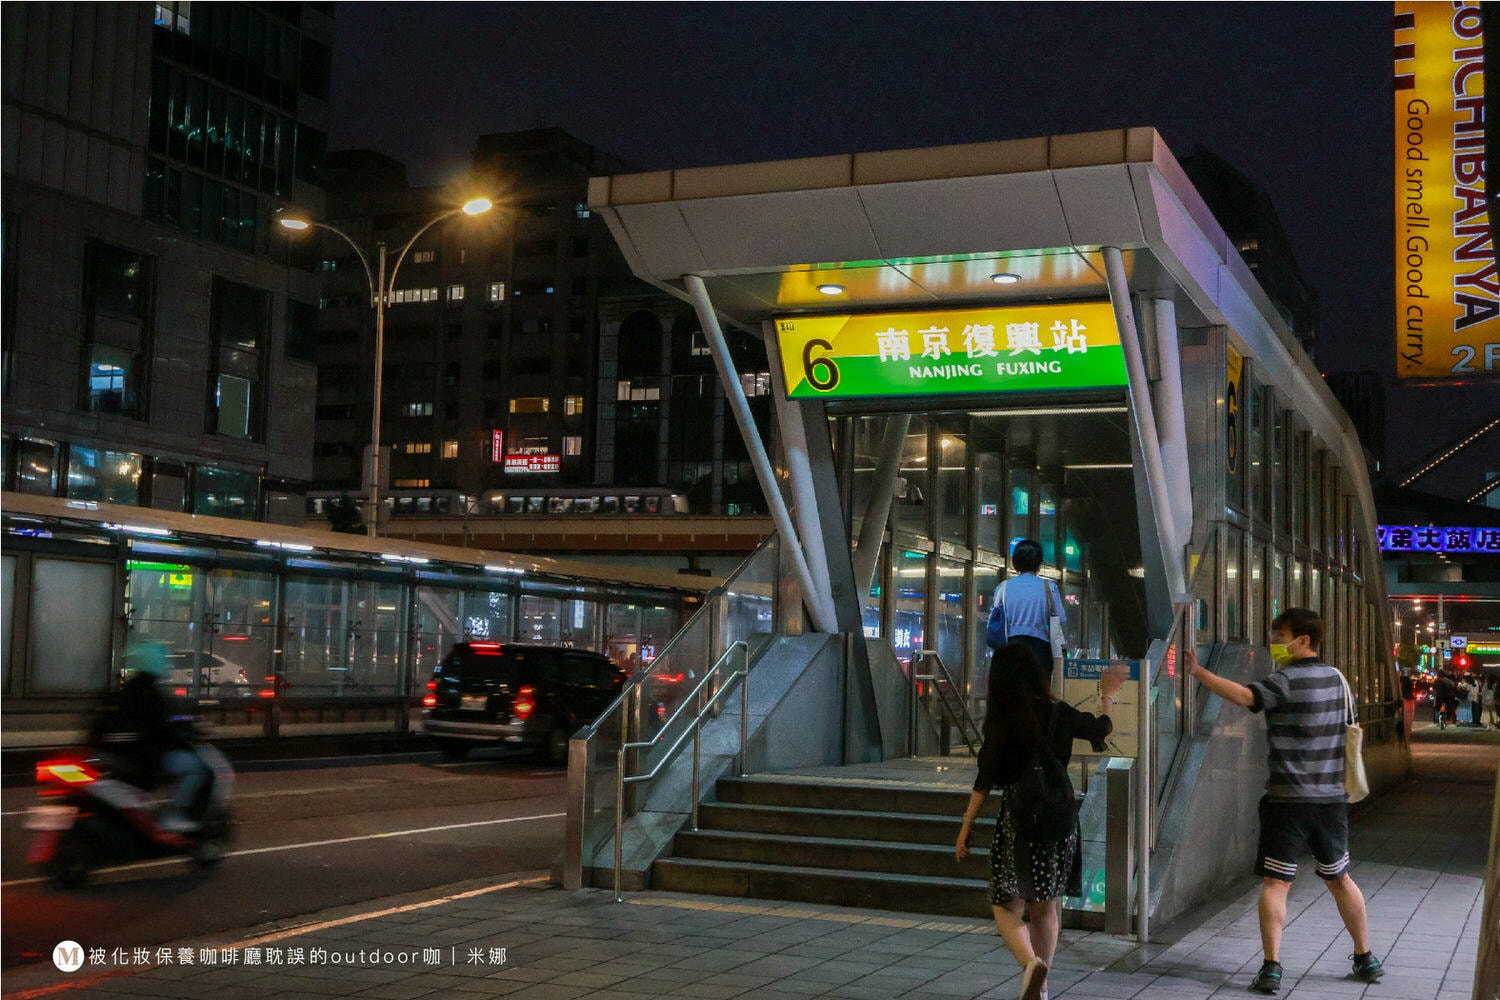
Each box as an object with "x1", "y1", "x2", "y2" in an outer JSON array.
[
  {"x1": 913, "y1": 649, "x2": 982, "y2": 756},
  {"x1": 613, "y1": 640, "x2": 749, "y2": 901}
]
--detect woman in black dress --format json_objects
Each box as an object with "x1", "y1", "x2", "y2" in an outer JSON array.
[{"x1": 956, "y1": 642, "x2": 1124, "y2": 1000}]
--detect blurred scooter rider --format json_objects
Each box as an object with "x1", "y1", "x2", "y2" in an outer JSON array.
[{"x1": 116, "y1": 642, "x2": 209, "y2": 832}]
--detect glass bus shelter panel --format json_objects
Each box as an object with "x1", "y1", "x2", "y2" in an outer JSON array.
[
  {"x1": 206, "y1": 569, "x2": 277, "y2": 700},
  {"x1": 346, "y1": 579, "x2": 405, "y2": 696},
  {"x1": 32, "y1": 558, "x2": 114, "y2": 694},
  {"x1": 126, "y1": 561, "x2": 209, "y2": 698},
  {"x1": 413, "y1": 586, "x2": 465, "y2": 676},
  {"x1": 2, "y1": 554, "x2": 16, "y2": 693}
]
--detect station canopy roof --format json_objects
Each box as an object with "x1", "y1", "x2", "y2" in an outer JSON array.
[{"x1": 587, "y1": 127, "x2": 1294, "y2": 347}]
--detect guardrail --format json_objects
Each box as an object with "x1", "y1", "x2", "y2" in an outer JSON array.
[
  {"x1": 613, "y1": 640, "x2": 749, "y2": 901},
  {"x1": 911, "y1": 650, "x2": 982, "y2": 756}
]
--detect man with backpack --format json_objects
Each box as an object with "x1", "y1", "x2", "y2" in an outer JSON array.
[{"x1": 1187, "y1": 609, "x2": 1383, "y2": 994}]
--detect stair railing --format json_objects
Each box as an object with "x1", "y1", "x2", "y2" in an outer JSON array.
[
  {"x1": 614, "y1": 640, "x2": 750, "y2": 902},
  {"x1": 911, "y1": 650, "x2": 983, "y2": 756}
]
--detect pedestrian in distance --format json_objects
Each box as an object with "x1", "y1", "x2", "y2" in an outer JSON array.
[
  {"x1": 1187, "y1": 608, "x2": 1384, "y2": 994},
  {"x1": 957, "y1": 642, "x2": 1124, "y2": 1000},
  {"x1": 1456, "y1": 676, "x2": 1474, "y2": 727},
  {"x1": 985, "y1": 538, "x2": 1066, "y2": 695},
  {"x1": 1482, "y1": 677, "x2": 1497, "y2": 730},
  {"x1": 1433, "y1": 670, "x2": 1455, "y2": 728}
]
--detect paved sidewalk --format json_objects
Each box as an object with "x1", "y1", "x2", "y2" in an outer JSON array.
[{"x1": 5, "y1": 731, "x2": 1493, "y2": 1000}]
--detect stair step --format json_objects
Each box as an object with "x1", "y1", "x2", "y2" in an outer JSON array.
[
  {"x1": 651, "y1": 856, "x2": 992, "y2": 919},
  {"x1": 696, "y1": 801, "x2": 996, "y2": 845},
  {"x1": 673, "y1": 828, "x2": 991, "y2": 880},
  {"x1": 715, "y1": 776, "x2": 996, "y2": 817}
]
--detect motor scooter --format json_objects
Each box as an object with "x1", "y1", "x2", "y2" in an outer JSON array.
[{"x1": 26, "y1": 738, "x2": 234, "y2": 889}]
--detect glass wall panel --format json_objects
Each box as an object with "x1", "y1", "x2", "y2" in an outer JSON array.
[
  {"x1": 1309, "y1": 450, "x2": 1324, "y2": 552},
  {"x1": 125, "y1": 559, "x2": 204, "y2": 695},
  {"x1": 519, "y1": 592, "x2": 561, "y2": 644},
  {"x1": 1248, "y1": 541, "x2": 1266, "y2": 644},
  {"x1": 1272, "y1": 409, "x2": 1288, "y2": 534},
  {"x1": 1270, "y1": 548, "x2": 1287, "y2": 621},
  {"x1": 30, "y1": 559, "x2": 114, "y2": 693},
  {"x1": 862, "y1": 545, "x2": 886, "y2": 640},
  {"x1": 15, "y1": 438, "x2": 59, "y2": 495},
  {"x1": 1224, "y1": 527, "x2": 1244, "y2": 640},
  {"x1": 972, "y1": 563, "x2": 999, "y2": 706},
  {"x1": 1292, "y1": 559, "x2": 1306, "y2": 609},
  {"x1": 207, "y1": 568, "x2": 276, "y2": 696},
  {"x1": 1007, "y1": 468, "x2": 1031, "y2": 557},
  {"x1": 934, "y1": 557, "x2": 966, "y2": 682},
  {"x1": 561, "y1": 592, "x2": 598, "y2": 650},
  {"x1": 1063, "y1": 528, "x2": 1082, "y2": 573},
  {"x1": 1291, "y1": 428, "x2": 1307, "y2": 544},
  {"x1": 1248, "y1": 378, "x2": 1267, "y2": 520},
  {"x1": 936, "y1": 424, "x2": 967, "y2": 546},
  {"x1": 892, "y1": 548, "x2": 927, "y2": 674},
  {"x1": 975, "y1": 453, "x2": 1002, "y2": 556},
  {"x1": 895, "y1": 417, "x2": 929, "y2": 538},
  {"x1": 605, "y1": 598, "x2": 678, "y2": 672},
  {"x1": 1037, "y1": 483, "x2": 1058, "y2": 567},
  {"x1": 1307, "y1": 565, "x2": 1322, "y2": 615},
  {"x1": 848, "y1": 416, "x2": 885, "y2": 540}
]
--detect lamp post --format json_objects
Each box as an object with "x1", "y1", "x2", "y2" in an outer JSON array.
[{"x1": 280, "y1": 198, "x2": 493, "y2": 536}]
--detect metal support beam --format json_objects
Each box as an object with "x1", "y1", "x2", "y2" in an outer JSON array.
[
  {"x1": 1151, "y1": 297, "x2": 1194, "y2": 553},
  {"x1": 763, "y1": 321, "x2": 839, "y2": 632},
  {"x1": 1102, "y1": 247, "x2": 1187, "y2": 601},
  {"x1": 685, "y1": 275, "x2": 837, "y2": 633},
  {"x1": 852, "y1": 414, "x2": 911, "y2": 602}
]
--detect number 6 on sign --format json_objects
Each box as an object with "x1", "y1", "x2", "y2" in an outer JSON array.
[{"x1": 801, "y1": 338, "x2": 840, "y2": 392}]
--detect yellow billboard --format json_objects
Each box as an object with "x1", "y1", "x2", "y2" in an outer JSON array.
[{"x1": 1394, "y1": 2, "x2": 1499, "y2": 380}]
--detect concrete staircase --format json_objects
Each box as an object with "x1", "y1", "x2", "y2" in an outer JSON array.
[{"x1": 651, "y1": 774, "x2": 1002, "y2": 918}]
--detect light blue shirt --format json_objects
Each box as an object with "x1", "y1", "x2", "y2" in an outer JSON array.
[{"x1": 992, "y1": 574, "x2": 1065, "y2": 643}]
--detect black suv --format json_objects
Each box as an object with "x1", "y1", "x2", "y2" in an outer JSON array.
[{"x1": 420, "y1": 642, "x2": 625, "y2": 763}]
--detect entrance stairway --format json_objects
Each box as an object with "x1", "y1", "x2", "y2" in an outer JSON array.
[{"x1": 650, "y1": 772, "x2": 1002, "y2": 918}]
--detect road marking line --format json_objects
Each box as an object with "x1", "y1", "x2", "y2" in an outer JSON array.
[
  {"x1": 4, "y1": 874, "x2": 550, "y2": 999},
  {"x1": 0, "y1": 812, "x2": 564, "y2": 887}
]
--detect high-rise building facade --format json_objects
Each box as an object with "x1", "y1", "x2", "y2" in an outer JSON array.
[
  {"x1": 2, "y1": 2, "x2": 331, "y2": 521},
  {"x1": 308, "y1": 129, "x2": 772, "y2": 525}
]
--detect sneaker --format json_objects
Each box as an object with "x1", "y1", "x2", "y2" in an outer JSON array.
[
  {"x1": 1349, "y1": 952, "x2": 1384, "y2": 982},
  {"x1": 1249, "y1": 960, "x2": 1283, "y2": 994}
]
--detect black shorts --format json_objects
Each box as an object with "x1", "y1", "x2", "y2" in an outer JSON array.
[{"x1": 1256, "y1": 795, "x2": 1350, "y2": 882}]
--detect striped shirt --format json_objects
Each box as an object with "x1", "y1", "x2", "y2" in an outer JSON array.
[{"x1": 1247, "y1": 658, "x2": 1348, "y2": 802}]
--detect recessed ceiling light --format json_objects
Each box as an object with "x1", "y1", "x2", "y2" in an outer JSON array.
[
  {"x1": 817, "y1": 283, "x2": 845, "y2": 295},
  {"x1": 991, "y1": 272, "x2": 1021, "y2": 285}
]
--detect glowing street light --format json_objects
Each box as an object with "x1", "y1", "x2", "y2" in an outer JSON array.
[{"x1": 278, "y1": 199, "x2": 494, "y2": 536}]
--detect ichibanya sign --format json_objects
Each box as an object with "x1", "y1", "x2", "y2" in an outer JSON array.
[
  {"x1": 773, "y1": 302, "x2": 1125, "y2": 400},
  {"x1": 1393, "y1": 2, "x2": 1500, "y2": 379}
]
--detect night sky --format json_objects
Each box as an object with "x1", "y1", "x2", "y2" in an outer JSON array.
[{"x1": 329, "y1": 2, "x2": 1497, "y2": 472}]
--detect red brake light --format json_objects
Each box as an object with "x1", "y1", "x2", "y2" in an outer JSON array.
[
  {"x1": 258, "y1": 688, "x2": 276, "y2": 698},
  {"x1": 422, "y1": 694, "x2": 437, "y2": 707},
  {"x1": 173, "y1": 687, "x2": 188, "y2": 697},
  {"x1": 656, "y1": 673, "x2": 684, "y2": 684},
  {"x1": 513, "y1": 685, "x2": 536, "y2": 719},
  {"x1": 37, "y1": 760, "x2": 97, "y2": 785},
  {"x1": 427, "y1": 680, "x2": 437, "y2": 691}
]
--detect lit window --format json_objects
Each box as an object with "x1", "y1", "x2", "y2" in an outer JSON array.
[
  {"x1": 617, "y1": 380, "x2": 631, "y2": 401},
  {"x1": 442, "y1": 439, "x2": 458, "y2": 459},
  {"x1": 564, "y1": 395, "x2": 584, "y2": 416},
  {"x1": 413, "y1": 250, "x2": 436, "y2": 265},
  {"x1": 690, "y1": 333, "x2": 712, "y2": 357},
  {"x1": 739, "y1": 372, "x2": 771, "y2": 397},
  {"x1": 448, "y1": 284, "x2": 464, "y2": 302},
  {"x1": 399, "y1": 441, "x2": 431, "y2": 455},
  {"x1": 405, "y1": 402, "x2": 433, "y2": 417},
  {"x1": 488, "y1": 282, "x2": 506, "y2": 304},
  {"x1": 620, "y1": 383, "x2": 661, "y2": 401},
  {"x1": 509, "y1": 396, "x2": 550, "y2": 414},
  {"x1": 575, "y1": 203, "x2": 591, "y2": 219},
  {"x1": 564, "y1": 436, "x2": 582, "y2": 456},
  {"x1": 393, "y1": 478, "x2": 430, "y2": 488}
]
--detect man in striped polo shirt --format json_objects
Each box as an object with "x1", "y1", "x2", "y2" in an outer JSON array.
[{"x1": 1188, "y1": 608, "x2": 1384, "y2": 994}]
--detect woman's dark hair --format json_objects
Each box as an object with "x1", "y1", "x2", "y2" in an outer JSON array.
[
  {"x1": 984, "y1": 641, "x2": 1050, "y2": 748},
  {"x1": 1011, "y1": 538, "x2": 1043, "y2": 574}
]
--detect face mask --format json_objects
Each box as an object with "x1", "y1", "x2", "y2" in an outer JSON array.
[{"x1": 1269, "y1": 642, "x2": 1295, "y2": 666}]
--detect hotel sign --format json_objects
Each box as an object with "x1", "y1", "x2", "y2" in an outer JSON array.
[
  {"x1": 1378, "y1": 524, "x2": 1500, "y2": 552},
  {"x1": 773, "y1": 302, "x2": 1125, "y2": 400},
  {"x1": 1393, "y1": 3, "x2": 1500, "y2": 379}
]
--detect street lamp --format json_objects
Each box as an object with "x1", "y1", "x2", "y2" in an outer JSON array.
[{"x1": 279, "y1": 198, "x2": 494, "y2": 537}]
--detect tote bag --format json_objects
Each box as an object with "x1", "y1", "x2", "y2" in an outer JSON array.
[
  {"x1": 1334, "y1": 668, "x2": 1370, "y2": 804},
  {"x1": 1044, "y1": 580, "x2": 1066, "y2": 673}
]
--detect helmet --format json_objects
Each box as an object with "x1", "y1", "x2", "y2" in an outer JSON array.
[{"x1": 124, "y1": 641, "x2": 171, "y2": 678}]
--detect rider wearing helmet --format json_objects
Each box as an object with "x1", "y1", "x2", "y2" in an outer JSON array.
[{"x1": 112, "y1": 642, "x2": 209, "y2": 832}]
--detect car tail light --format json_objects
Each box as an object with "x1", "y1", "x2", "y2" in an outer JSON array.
[
  {"x1": 173, "y1": 687, "x2": 188, "y2": 697},
  {"x1": 513, "y1": 685, "x2": 536, "y2": 719},
  {"x1": 258, "y1": 688, "x2": 276, "y2": 698},
  {"x1": 656, "y1": 673, "x2": 684, "y2": 684},
  {"x1": 422, "y1": 694, "x2": 437, "y2": 707},
  {"x1": 36, "y1": 759, "x2": 97, "y2": 785},
  {"x1": 427, "y1": 679, "x2": 437, "y2": 691}
]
